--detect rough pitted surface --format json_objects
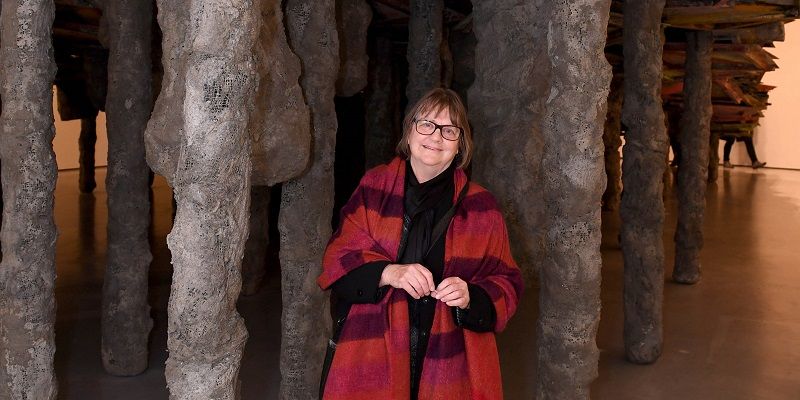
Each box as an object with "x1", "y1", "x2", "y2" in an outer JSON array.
[
  {"x1": 160, "y1": 0, "x2": 257, "y2": 398},
  {"x1": 406, "y1": 0, "x2": 443, "y2": 109},
  {"x1": 250, "y1": 0, "x2": 311, "y2": 186},
  {"x1": 449, "y1": 23, "x2": 475, "y2": 106},
  {"x1": 673, "y1": 31, "x2": 713, "y2": 285},
  {"x1": 335, "y1": 0, "x2": 371, "y2": 97},
  {"x1": 241, "y1": 185, "x2": 270, "y2": 296},
  {"x1": 280, "y1": 1, "x2": 339, "y2": 397},
  {"x1": 468, "y1": 0, "x2": 549, "y2": 286},
  {"x1": 101, "y1": 0, "x2": 155, "y2": 376},
  {"x1": 145, "y1": 0, "x2": 190, "y2": 183},
  {"x1": 147, "y1": 0, "x2": 310, "y2": 187},
  {"x1": 79, "y1": 116, "x2": 98, "y2": 193},
  {"x1": 364, "y1": 36, "x2": 397, "y2": 169},
  {"x1": 602, "y1": 77, "x2": 623, "y2": 212},
  {"x1": 619, "y1": 0, "x2": 668, "y2": 365},
  {"x1": 0, "y1": 1, "x2": 2, "y2": 235},
  {"x1": 441, "y1": 28, "x2": 453, "y2": 88},
  {"x1": 537, "y1": 1, "x2": 611, "y2": 399},
  {"x1": 0, "y1": 1, "x2": 59, "y2": 398}
]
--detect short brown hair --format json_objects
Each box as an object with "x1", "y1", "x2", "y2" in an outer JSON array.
[{"x1": 396, "y1": 88, "x2": 473, "y2": 169}]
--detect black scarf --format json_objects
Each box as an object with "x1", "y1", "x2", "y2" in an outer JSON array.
[{"x1": 399, "y1": 160, "x2": 455, "y2": 278}]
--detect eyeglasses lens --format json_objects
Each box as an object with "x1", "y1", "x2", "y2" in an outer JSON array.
[{"x1": 415, "y1": 120, "x2": 460, "y2": 141}]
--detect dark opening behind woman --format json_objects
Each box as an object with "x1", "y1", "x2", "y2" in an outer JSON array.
[{"x1": 317, "y1": 88, "x2": 523, "y2": 399}]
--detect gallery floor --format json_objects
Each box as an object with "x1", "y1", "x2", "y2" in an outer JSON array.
[{"x1": 45, "y1": 166, "x2": 800, "y2": 399}]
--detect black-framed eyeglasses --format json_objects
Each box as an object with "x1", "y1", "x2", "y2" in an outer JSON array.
[{"x1": 413, "y1": 119, "x2": 462, "y2": 141}]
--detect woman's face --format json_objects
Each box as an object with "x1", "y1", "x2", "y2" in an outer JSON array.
[{"x1": 407, "y1": 108, "x2": 460, "y2": 177}]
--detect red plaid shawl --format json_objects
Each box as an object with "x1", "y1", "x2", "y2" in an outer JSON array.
[{"x1": 318, "y1": 157, "x2": 523, "y2": 399}]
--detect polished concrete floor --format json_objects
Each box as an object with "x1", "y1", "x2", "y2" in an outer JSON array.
[{"x1": 43, "y1": 166, "x2": 800, "y2": 399}]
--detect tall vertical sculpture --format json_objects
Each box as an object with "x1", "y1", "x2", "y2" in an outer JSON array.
[
  {"x1": 149, "y1": 0, "x2": 259, "y2": 397},
  {"x1": 241, "y1": 185, "x2": 271, "y2": 296},
  {"x1": 101, "y1": 0, "x2": 155, "y2": 376},
  {"x1": 537, "y1": 1, "x2": 611, "y2": 398},
  {"x1": 603, "y1": 76, "x2": 623, "y2": 212},
  {"x1": 406, "y1": 0, "x2": 443, "y2": 108},
  {"x1": 79, "y1": 115, "x2": 98, "y2": 193},
  {"x1": 620, "y1": 0, "x2": 668, "y2": 364},
  {"x1": 469, "y1": 0, "x2": 549, "y2": 285},
  {"x1": 280, "y1": 1, "x2": 339, "y2": 398},
  {"x1": 336, "y1": 0, "x2": 371, "y2": 97},
  {"x1": 673, "y1": 31, "x2": 713, "y2": 284},
  {"x1": 364, "y1": 36, "x2": 397, "y2": 169},
  {"x1": 0, "y1": 1, "x2": 59, "y2": 398}
]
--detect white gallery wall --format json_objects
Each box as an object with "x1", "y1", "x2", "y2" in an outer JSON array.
[
  {"x1": 52, "y1": 86, "x2": 108, "y2": 171},
  {"x1": 723, "y1": 21, "x2": 800, "y2": 170}
]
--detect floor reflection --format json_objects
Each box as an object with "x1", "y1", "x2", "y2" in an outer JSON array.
[{"x1": 44, "y1": 167, "x2": 800, "y2": 399}]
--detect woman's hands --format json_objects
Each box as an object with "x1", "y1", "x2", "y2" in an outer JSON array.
[
  {"x1": 380, "y1": 263, "x2": 435, "y2": 299},
  {"x1": 380, "y1": 264, "x2": 470, "y2": 309},
  {"x1": 432, "y1": 277, "x2": 470, "y2": 309}
]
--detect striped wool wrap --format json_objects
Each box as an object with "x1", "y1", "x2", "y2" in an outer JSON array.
[{"x1": 318, "y1": 157, "x2": 523, "y2": 399}]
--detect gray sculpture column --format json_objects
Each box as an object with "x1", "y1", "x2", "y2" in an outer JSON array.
[
  {"x1": 79, "y1": 115, "x2": 98, "y2": 193},
  {"x1": 468, "y1": 0, "x2": 549, "y2": 285},
  {"x1": 280, "y1": 1, "x2": 339, "y2": 398},
  {"x1": 101, "y1": 0, "x2": 154, "y2": 376},
  {"x1": 602, "y1": 76, "x2": 623, "y2": 212},
  {"x1": 241, "y1": 185, "x2": 270, "y2": 296},
  {"x1": 242, "y1": 0, "x2": 314, "y2": 297},
  {"x1": 673, "y1": 31, "x2": 713, "y2": 284},
  {"x1": 365, "y1": 36, "x2": 397, "y2": 169},
  {"x1": 620, "y1": 0, "x2": 668, "y2": 364},
  {"x1": 537, "y1": 1, "x2": 611, "y2": 398},
  {"x1": 0, "y1": 1, "x2": 58, "y2": 398},
  {"x1": 336, "y1": 0, "x2": 370, "y2": 97},
  {"x1": 161, "y1": 0, "x2": 258, "y2": 397},
  {"x1": 406, "y1": 0, "x2": 443, "y2": 108}
]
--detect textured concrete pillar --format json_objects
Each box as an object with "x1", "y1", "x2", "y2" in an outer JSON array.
[
  {"x1": 0, "y1": 2, "x2": 2, "y2": 237},
  {"x1": 364, "y1": 36, "x2": 396, "y2": 169},
  {"x1": 159, "y1": 0, "x2": 258, "y2": 398},
  {"x1": 249, "y1": 0, "x2": 311, "y2": 187},
  {"x1": 673, "y1": 31, "x2": 713, "y2": 285},
  {"x1": 241, "y1": 185, "x2": 270, "y2": 296},
  {"x1": 449, "y1": 23, "x2": 475, "y2": 106},
  {"x1": 619, "y1": 0, "x2": 668, "y2": 365},
  {"x1": 146, "y1": 0, "x2": 310, "y2": 188},
  {"x1": 468, "y1": 0, "x2": 549, "y2": 285},
  {"x1": 145, "y1": 0, "x2": 190, "y2": 184},
  {"x1": 708, "y1": 131, "x2": 719, "y2": 183},
  {"x1": 0, "y1": 1, "x2": 58, "y2": 398},
  {"x1": 101, "y1": 0, "x2": 154, "y2": 376},
  {"x1": 602, "y1": 76, "x2": 623, "y2": 211},
  {"x1": 280, "y1": 1, "x2": 339, "y2": 397},
  {"x1": 537, "y1": 1, "x2": 611, "y2": 399},
  {"x1": 79, "y1": 116, "x2": 98, "y2": 193},
  {"x1": 441, "y1": 28, "x2": 453, "y2": 88},
  {"x1": 406, "y1": 0, "x2": 443, "y2": 108},
  {"x1": 335, "y1": 0, "x2": 370, "y2": 97}
]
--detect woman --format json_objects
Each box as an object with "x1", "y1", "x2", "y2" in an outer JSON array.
[{"x1": 318, "y1": 88, "x2": 523, "y2": 399}]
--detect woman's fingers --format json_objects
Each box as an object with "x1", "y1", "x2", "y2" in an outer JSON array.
[
  {"x1": 406, "y1": 264, "x2": 433, "y2": 295},
  {"x1": 406, "y1": 272, "x2": 428, "y2": 297},
  {"x1": 433, "y1": 277, "x2": 460, "y2": 299},
  {"x1": 402, "y1": 281, "x2": 421, "y2": 299},
  {"x1": 437, "y1": 288, "x2": 464, "y2": 303},
  {"x1": 414, "y1": 264, "x2": 435, "y2": 294},
  {"x1": 445, "y1": 298, "x2": 468, "y2": 308},
  {"x1": 393, "y1": 264, "x2": 434, "y2": 297},
  {"x1": 434, "y1": 277, "x2": 469, "y2": 308}
]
